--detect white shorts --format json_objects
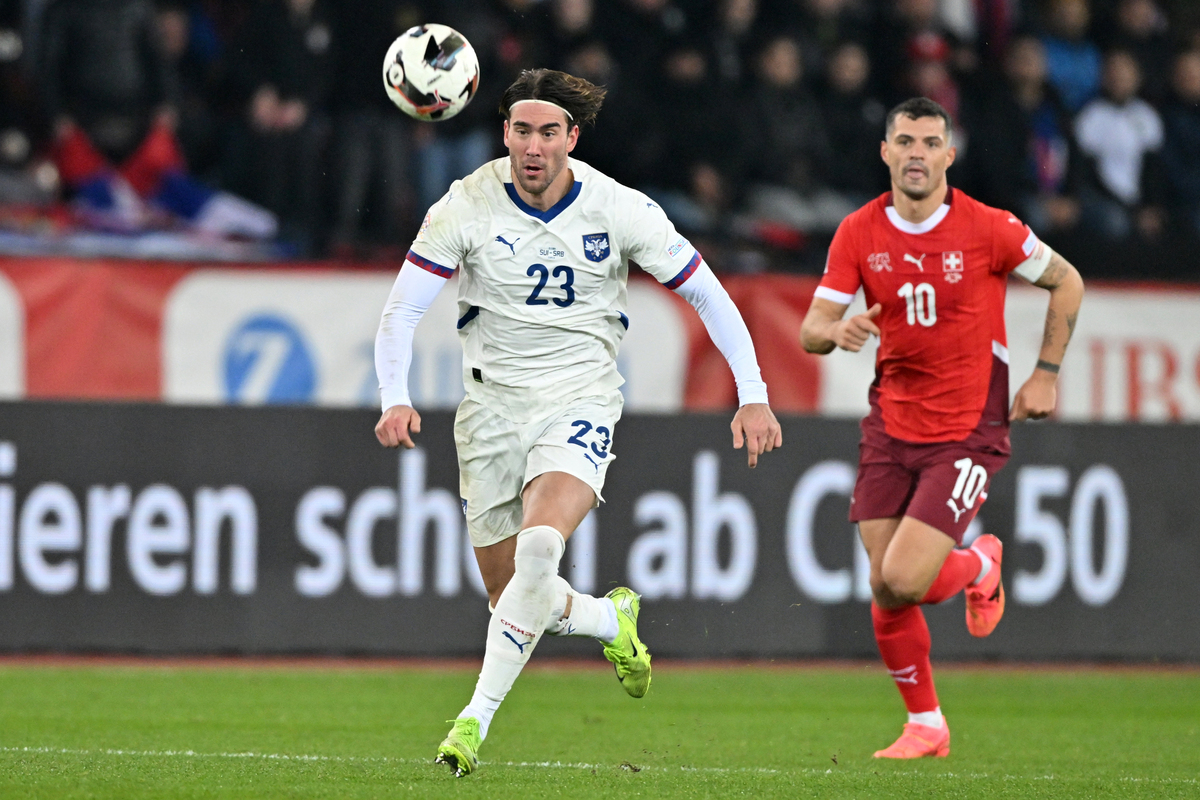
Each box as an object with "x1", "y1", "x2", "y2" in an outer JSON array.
[{"x1": 454, "y1": 389, "x2": 623, "y2": 548}]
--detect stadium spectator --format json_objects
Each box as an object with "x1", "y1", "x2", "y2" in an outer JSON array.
[
  {"x1": 562, "y1": 40, "x2": 658, "y2": 190},
  {"x1": 772, "y1": 0, "x2": 872, "y2": 80},
  {"x1": 606, "y1": 0, "x2": 695, "y2": 81},
  {"x1": 155, "y1": 1, "x2": 223, "y2": 180},
  {"x1": 818, "y1": 40, "x2": 889, "y2": 204},
  {"x1": 1160, "y1": 49, "x2": 1200, "y2": 236},
  {"x1": 1103, "y1": 0, "x2": 1172, "y2": 104},
  {"x1": 41, "y1": 0, "x2": 275, "y2": 237},
  {"x1": 227, "y1": 0, "x2": 336, "y2": 250},
  {"x1": 708, "y1": 0, "x2": 760, "y2": 89},
  {"x1": 327, "y1": 0, "x2": 423, "y2": 256},
  {"x1": 1075, "y1": 48, "x2": 1165, "y2": 239},
  {"x1": 0, "y1": 0, "x2": 50, "y2": 206},
  {"x1": 640, "y1": 45, "x2": 743, "y2": 236},
  {"x1": 741, "y1": 35, "x2": 852, "y2": 235},
  {"x1": 546, "y1": 0, "x2": 605, "y2": 69},
  {"x1": 964, "y1": 35, "x2": 1082, "y2": 233},
  {"x1": 409, "y1": 0, "x2": 510, "y2": 214},
  {"x1": 873, "y1": 0, "x2": 974, "y2": 105},
  {"x1": 1041, "y1": 0, "x2": 1103, "y2": 113}
]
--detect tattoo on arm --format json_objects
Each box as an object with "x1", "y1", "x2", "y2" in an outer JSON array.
[
  {"x1": 1041, "y1": 307, "x2": 1057, "y2": 351},
  {"x1": 1036, "y1": 359, "x2": 1060, "y2": 373},
  {"x1": 1034, "y1": 254, "x2": 1068, "y2": 289},
  {"x1": 1066, "y1": 311, "x2": 1078, "y2": 343}
]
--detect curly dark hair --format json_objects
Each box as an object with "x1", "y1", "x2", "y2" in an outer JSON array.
[
  {"x1": 885, "y1": 97, "x2": 954, "y2": 140},
  {"x1": 499, "y1": 69, "x2": 606, "y2": 128}
]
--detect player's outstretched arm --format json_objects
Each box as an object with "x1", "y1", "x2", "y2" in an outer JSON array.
[
  {"x1": 1011, "y1": 251, "x2": 1084, "y2": 421},
  {"x1": 376, "y1": 404, "x2": 422, "y2": 448},
  {"x1": 800, "y1": 297, "x2": 880, "y2": 354},
  {"x1": 731, "y1": 403, "x2": 783, "y2": 468}
]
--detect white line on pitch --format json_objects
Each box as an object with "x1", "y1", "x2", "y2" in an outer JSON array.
[{"x1": 2, "y1": 745, "x2": 1197, "y2": 785}]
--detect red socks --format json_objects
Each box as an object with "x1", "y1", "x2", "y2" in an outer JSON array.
[
  {"x1": 871, "y1": 602, "x2": 939, "y2": 714},
  {"x1": 920, "y1": 548, "x2": 982, "y2": 605},
  {"x1": 872, "y1": 549, "x2": 982, "y2": 715}
]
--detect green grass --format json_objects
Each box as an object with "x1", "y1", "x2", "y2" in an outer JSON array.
[{"x1": 1, "y1": 660, "x2": 1197, "y2": 799}]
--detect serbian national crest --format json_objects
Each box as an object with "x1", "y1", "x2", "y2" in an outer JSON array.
[
  {"x1": 868, "y1": 252, "x2": 892, "y2": 272},
  {"x1": 582, "y1": 232, "x2": 611, "y2": 262}
]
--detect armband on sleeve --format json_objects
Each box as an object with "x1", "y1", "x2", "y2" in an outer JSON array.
[
  {"x1": 672, "y1": 262, "x2": 769, "y2": 406},
  {"x1": 375, "y1": 262, "x2": 449, "y2": 410},
  {"x1": 1012, "y1": 234, "x2": 1054, "y2": 283}
]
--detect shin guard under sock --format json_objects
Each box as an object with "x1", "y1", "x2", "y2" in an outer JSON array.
[
  {"x1": 872, "y1": 602, "x2": 940, "y2": 714},
  {"x1": 461, "y1": 526, "x2": 564, "y2": 739}
]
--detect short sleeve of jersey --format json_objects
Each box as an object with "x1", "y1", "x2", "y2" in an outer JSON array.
[
  {"x1": 622, "y1": 192, "x2": 703, "y2": 289},
  {"x1": 406, "y1": 183, "x2": 475, "y2": 278},
  {"x1": 815, "y1": 215, "x2": 863, "y2": 305},
  {"x1": 990, "y1": 207, "x2": 1051, "y2": 282}
]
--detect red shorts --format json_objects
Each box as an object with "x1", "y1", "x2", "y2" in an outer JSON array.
[{"x1": 849, "y1": 436, "x2": 1008, "y2": 544}]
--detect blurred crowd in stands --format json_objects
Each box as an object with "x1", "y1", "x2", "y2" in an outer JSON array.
[{"x1": 1, "y1": 0, "x2": 1200, "y2": 277}]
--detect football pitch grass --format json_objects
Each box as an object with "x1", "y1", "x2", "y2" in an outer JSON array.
[{"x1": 1, "y1": 659, "x2": 1197, "y2": 799}]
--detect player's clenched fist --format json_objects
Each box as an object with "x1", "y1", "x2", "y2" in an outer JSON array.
[
  {"x1": 833, "y1": 303, "x2": 882, "y2": 352},
  {"x1": 1010, "y1": 371, "x2": 1058, "y2": 421},
  {"x1": 375, "y1": 405, "x2": 422, "y2": 448}
]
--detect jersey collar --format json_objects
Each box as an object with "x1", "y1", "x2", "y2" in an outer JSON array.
[
  {"x1": 504, "y1": 180, "x2": 583, "y2": 222},
  {"x1": 884, "y1": 187, "x2": 953, "y2": 234}
]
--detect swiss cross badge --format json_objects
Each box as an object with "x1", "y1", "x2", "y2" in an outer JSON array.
[
  {"x1": 868, "y1": 252, "x2": 892, "y2": 272},
  {"x1": 942, "y1": 251, "x2": 964, "y2": 283}
]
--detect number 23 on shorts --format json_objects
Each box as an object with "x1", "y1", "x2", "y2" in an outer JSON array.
[{"x1": 567, "y1": 419, "x2": 611, "y2": 463}]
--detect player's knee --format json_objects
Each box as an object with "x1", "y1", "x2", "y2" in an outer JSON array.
[
  {"x1": 879, "y1": 562, "x2": 927, "y2": 605},
  {"x1": 513, "y1": 525, "x2": 566, "y2": 583}
]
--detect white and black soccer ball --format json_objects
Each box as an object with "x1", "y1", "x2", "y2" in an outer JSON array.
[{"x1": 382, "y1": 24, "x2": 480, "y2": 122}]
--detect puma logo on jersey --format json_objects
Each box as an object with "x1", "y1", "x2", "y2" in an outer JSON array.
[
  {"x1": 495, "y1": 235, "x2": 520, "y2": 254},
  {"x1": 946, "y1": 498, "x2": 965, "y2": 523},
  {"x1": 904, "y1": 253, "x2": 927, "y2": 271}
]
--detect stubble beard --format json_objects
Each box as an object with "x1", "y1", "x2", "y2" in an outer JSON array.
[{"x1": 512, "y1": 155, "x2": 561, "y2": 197}]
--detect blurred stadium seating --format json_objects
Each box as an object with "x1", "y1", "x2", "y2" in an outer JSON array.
[{"x1": 0, "y1": 0, "x2": 1198, "y2": 277}]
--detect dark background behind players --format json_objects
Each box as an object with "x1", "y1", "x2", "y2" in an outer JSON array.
[{"x1": 1, "y1": 0, "x2": 1200, "y2": 275}]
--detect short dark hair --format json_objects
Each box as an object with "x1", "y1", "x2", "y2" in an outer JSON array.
[
  {"x1": 885, "y1": 97, "x2": 953, "y2": 140},
  {"x1": 499, "y1": 69, "x2": 606, "y2": 128}
]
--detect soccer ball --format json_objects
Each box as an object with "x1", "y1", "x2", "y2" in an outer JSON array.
[{"x1": 382, "y1": 24, "x2": 480, "y2": 122}]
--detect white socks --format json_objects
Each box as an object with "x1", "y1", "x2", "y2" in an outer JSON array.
[
  {"x1": 460, "y1": 526, "x2": 564, "y2": 740},
  {"x1": 544, "y1": 576, "x2": 620, "y2": 643},
  {"x1": 908, "y1": 708, "x2": 944, "y2": 728}
]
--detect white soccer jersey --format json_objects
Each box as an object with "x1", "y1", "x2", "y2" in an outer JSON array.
[{"x1": 406, "y1": 157, "x2": 703, "y2": 421}]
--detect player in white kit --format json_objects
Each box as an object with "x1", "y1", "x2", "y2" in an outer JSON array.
[{"x1": 374, "y1": 69, "x2": 782, "y2": 776}]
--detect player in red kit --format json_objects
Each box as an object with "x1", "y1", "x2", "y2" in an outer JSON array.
[{"x1": 800, "y1": 98, "x2": 1084, "y2": 759}]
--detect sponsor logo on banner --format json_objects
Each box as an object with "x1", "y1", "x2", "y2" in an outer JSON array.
[
  {"x1": 164, "y1": 271, "x2": 689, "y2": 412},
  {"x1": 164, "y1": 272, "x2": 436, "y2": 408},
  {"x1": 223, "y1": 314, "x2": 316, "y2": 404}
]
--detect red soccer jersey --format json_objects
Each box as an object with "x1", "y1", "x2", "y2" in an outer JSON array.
[{"x1": 817, "y1": 189, "x2": 1049, "y2": 443}]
